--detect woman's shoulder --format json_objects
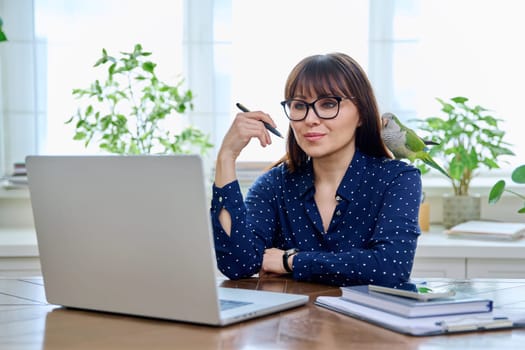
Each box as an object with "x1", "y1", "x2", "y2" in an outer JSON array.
[
  {"x1": 361, "y1": 153, "x2": 420, "y2": 178},
  {"x1": 251, "y1": 162, "x2": 288, "y2": 187}
]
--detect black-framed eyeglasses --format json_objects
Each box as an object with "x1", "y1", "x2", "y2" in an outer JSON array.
[{"x1": 280, "y1": 96, "x2": 353, "y2": 121}]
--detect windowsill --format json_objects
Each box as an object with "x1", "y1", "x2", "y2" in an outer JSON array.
[
  {"x1": 0, "y1": 179, "x2": 30, "y2": 199},
  {"x1": 0, "y1": 228, "x2": 39, "y2": 257},
  {"x1": 417, "y1": 225, "x2": 525, "y2": 259},
  {"x1": 419, "y1": 173, "x2": 525, "y2": 197},
  {"x1": 1, "y1": 165, "x2": 523, "y2": 244},
  {"x1": 2, "y1": 225, "x2": 524, "y2": 260}
]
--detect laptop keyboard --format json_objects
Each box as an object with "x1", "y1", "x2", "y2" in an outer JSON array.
[{"x1": 219, "y1": 299, "x2": 253, "y2": 311}]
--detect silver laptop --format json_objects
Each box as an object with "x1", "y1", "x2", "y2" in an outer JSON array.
[{"x1": 26, "y1": 155, "x2": 308, "y2": 326}]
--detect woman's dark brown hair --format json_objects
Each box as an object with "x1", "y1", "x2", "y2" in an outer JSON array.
[{"x1": 274, "y1": 53, "x2": 392, "y2": 172}]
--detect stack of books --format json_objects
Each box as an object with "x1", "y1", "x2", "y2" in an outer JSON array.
[
  {"x1": 1, "y1": 162, "x2": 28, "y2": 188},
  {"x1": 315, "y1": 283, "x2": 517, "y2": 336},
  {"x1": 339, "y1": 284, "x2": 490, "y2": 318}
]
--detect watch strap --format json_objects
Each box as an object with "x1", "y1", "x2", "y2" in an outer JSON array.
[{"x1": 282, "y1": 248, "x2": 299, "y2": 273}]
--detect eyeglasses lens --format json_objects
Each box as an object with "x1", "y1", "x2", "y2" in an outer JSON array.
[{"x1": 284, "y1": 97, "x2": 341, "y2": 120}]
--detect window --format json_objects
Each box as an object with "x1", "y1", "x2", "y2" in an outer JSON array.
[
  {"x1": 373, "y1": 0, "x2": 525, "y2": 173},
  {"x1": 34, "y1": 0, "x2": 184, "y2": 156},
  {"x1": 2, "y1": 0, "x2": 524, "y2": 178},
  {"x1": 0, "y1": 0, "x2": 184, "y2": 176},
  {"x1": 226, "y1": 0, "x2": 524, "y2": 170}
]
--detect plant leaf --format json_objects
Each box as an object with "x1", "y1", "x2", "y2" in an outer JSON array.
[
  {"x1": 488, "y1": 180, "x2": 506, "y2": 204},
  {"x1": 142, "y1": 61, "x2": 156, "y2": 73},
  {"x1": 511, "y1": 165, "x2": 525, "y2": 184},
  {"x1": 451, "y1": 96, "x2": 468, "y2": 104},
  {"x1": 73, "y1": 132, "x2": 87, "y2": 140}
]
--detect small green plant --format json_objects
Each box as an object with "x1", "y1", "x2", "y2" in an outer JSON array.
[
  {"x1": 0, "y1": 17, "x2": 8, "y2": 41},
  {"x1": 415, "y1": 96, "x2": 514, "y2": 196},
  {"x1": 489, "y1": 165, "x2": 525, "y2": 213},
  {"x1": 66, "y1": 44, "x2": 213, "y2": 155}
]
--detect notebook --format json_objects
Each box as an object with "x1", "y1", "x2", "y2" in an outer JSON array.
[
  {"x1": 339, "y1": 285, "x2": 492, "y2": 318},
  {"x1": 315, "y1": 296, "x2": 518, "y2": 336},
  {"x1": 26, "y1": 155, "x2": 308, "y2": 326},
  {"x1": 446, "y1": 220, "x2": 525, "y2": 241}
]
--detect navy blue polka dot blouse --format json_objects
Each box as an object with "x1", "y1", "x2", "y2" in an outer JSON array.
[{"x1": 210, "y1": 150, "x2": 422, "y2": 287}]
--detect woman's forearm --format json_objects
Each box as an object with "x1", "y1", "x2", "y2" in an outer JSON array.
[
  {"x1": 214, "y1": 151, "x2": 237, "y2": 235},
  {"x1": 214, "y1": 151, "x2": 237, "y2": 187}
]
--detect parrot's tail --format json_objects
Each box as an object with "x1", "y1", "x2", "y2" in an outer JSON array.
[{"x1": 421, "y1": 155, "x2": 450, "y2": 178}]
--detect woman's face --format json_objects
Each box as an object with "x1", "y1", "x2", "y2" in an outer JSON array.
[{"x1": 289, "y1": 93, "x2": 361, "y2": 162}]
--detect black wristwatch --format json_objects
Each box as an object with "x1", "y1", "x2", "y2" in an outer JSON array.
[{"x1": 282, "y1": 248, "x2": 299, "y2": 273}]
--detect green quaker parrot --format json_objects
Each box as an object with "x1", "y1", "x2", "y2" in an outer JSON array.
[{"x1": 381, "y1": 112, "x2": 449, "y2": 178}]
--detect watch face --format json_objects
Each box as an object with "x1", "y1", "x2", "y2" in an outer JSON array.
[{"x1": 286, "y1": 248, "x2": 298, "y2": 256}]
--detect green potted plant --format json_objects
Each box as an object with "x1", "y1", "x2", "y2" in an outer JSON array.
[
  {"x1": 489, "y1": 165, "x2": 525, "y2": 214},
  {"x1": 0, "y1": 17, "x2": 7, "y2": 42},
  {"x1": 66, "y1": 44, "x2": 213, "y2": 155},
  {"x1": 415, "y1": 96, "x2": 514, "y2": 228}
]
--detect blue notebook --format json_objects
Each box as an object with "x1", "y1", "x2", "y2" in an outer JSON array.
[
  {"x1": 315, "y1": 295, "x2": 518, "y2": 336},
  {"x1": 339, "y1": 285, "x2": 492, "y2": 318}
]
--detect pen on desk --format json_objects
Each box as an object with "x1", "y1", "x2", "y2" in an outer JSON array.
[
  {"x1": 235, "y1": 102, "x2": 283, "y2": 138},
  {"x1": 436, "y1": 316, "x2": 513, "y2": 332}
]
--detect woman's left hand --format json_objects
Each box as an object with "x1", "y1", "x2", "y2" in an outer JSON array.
[{"x1": 260, "y1": 248, "x2": 288, "y2": 275}]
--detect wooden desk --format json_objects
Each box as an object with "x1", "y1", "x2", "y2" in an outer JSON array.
[{"x1": 1, "y1": 277, "x2": 525, "y2": 349}]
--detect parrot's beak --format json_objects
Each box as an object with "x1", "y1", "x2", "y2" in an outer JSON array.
[{"x1": 382, "y1": 118, "x2": 388, "y2": 128}]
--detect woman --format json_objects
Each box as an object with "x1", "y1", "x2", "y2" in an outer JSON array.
[{"x1": 211, "y1": 53, "x2": 421, "y2": 287}]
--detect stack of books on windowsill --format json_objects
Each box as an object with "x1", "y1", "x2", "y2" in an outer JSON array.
[
  {"x1": 314, "y1": 283, "x2": 520, "y2": 336},
  {"x1": 1, "y1": 162, "x2": 28, "y2": 189},
  {"x1": 446, "y1": 220, "x2": 525, "y2": 241}
]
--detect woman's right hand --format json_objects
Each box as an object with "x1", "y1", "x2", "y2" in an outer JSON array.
[
  {"x1": 215, "y1": 110, "x2": 277, "y2": 187},
  {"x1": 220, "y1": 110, "x2": 276, "y2": 159}
]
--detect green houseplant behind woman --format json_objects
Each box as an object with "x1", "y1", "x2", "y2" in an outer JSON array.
[{"x1": 0, "y1": 17, "x2": 7, "y2": 42}]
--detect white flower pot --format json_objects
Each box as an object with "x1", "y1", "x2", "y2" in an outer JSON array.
[{"x1": 442, "y1": 194, "x2": 481, "y2": 229}]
